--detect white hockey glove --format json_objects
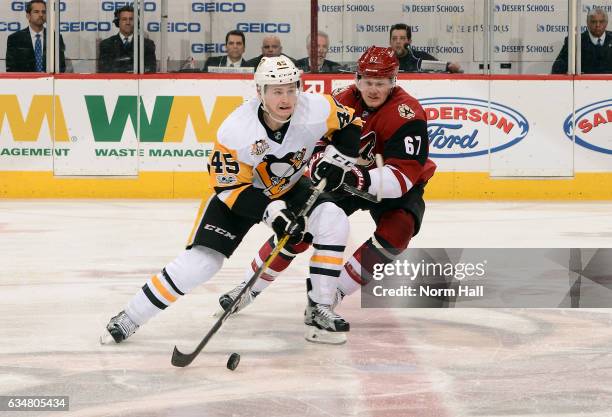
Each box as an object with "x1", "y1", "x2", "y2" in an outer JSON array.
[
  {"x1": 262, "y1": 200, "x2": 306, "y2": 244},
  {"x1": 310, "y1": 145, "x2": 357, "y2": 192}
]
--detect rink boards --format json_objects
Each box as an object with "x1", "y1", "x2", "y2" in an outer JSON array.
[{"x1": 0, "y1": 73, "x2": 611, "y2": 199}]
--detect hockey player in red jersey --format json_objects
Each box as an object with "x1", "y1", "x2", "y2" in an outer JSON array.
[{"x1": 219, "y1": 46, "x2": 436, "y2": 344}]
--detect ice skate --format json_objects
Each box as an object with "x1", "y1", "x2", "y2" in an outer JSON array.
[
  {"x1": 100, "y1": 310, "x2": 139, "y2": 344},
  {"x1": 215, "y1": 281, "x2": 259, "y2": 317},
  {"x1": 303, "y1": 278, "x2": 345, "y2": 326},
  {"x1": 304, "y1": 294, "x2": 349, "y2": 345}
]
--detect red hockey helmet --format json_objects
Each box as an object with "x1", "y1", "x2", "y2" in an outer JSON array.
[{"x1": 357, "y1": 46, "x2": 399, "y2": 78}]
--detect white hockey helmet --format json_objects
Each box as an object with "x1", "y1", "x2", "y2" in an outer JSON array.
[{"x1": 254, "y1": 55, "x2": 301, "y2": 90}]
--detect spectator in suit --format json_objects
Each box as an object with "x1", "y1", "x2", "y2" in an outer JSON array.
[
  {"x1": 295, "y1": 31, "x2": 345, "y2": 73},
  {"x1": 202, "y1": 30, "x2": 248, "y2": 71},
  {"x1": 98, "y1": 5, "x2": 156, "y2": 73},
  {"x1": 5, "y1": 0, "x2": 66, "y2": 72},
  {"x1": 245, "y1": 35, "x2": 296, "y2": 69},
  {"x1": 389, "y1": 23, "x2": 461, "y2": 73},
  {"x1": 552, "y1": 8, "x2": 612, "y2": 74}
]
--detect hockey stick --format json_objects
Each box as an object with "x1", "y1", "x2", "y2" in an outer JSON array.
[
  {"x1": 375, "y1": 153, "x2": 384, "y2": 202},
  {"x1": 171, "y1": 179, "x2": 327, "y2": 368},
  {"x1": 341, "y1": 183, "x2": 378, "y2": 203}
]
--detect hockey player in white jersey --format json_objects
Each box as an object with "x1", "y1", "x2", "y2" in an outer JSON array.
[{"x1": 101, "y1": 56, "x2": 362, "y2": 345}]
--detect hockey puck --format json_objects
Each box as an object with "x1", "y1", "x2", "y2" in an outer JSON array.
[{"x1": 226, "y1": 352, "x2": 240, "y2": 371}]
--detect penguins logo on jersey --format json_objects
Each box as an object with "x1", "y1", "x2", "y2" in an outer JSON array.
[
  {"x1": 332, "y1": 96, "x2": 353, "y2": 129},
  {"x1": 251, "y1": 139, "x2": 270, "y2": 156},
  {"x1": 255, "y1": 148, "x2": 308, "y2": 196},
  {"x1": 357, "y1": 131, "x2": 377, "y2": 167},
  {"x1": 398, "y1": 104, "x2": 415, "y2": 120}
]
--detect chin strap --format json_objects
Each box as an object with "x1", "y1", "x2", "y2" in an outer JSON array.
[
  {"x1": 263, "y1": 106, "x2": 292, "y2": 124},
  {"x1": 260, "y1": 91, "x2": 295, "y2": 124}
]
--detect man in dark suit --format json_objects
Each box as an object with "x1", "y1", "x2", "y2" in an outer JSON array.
[
  {"x1": 5, "y1": 0, "x2": 66, "y2": 72},
  {"x1": 245, "y1": 35, "x2": 296, "y2": 69},
  {"x1": 295, "y1": 31, "x2": 345, "y2": 73},
  {"x1": 389, "y1": 23, "x2": 461, "y2": 73},
  {"x1": 202, "y1": 30, "x2": 249, "y2": 71},
  {"x1": 98, "y1": 5, "x2": 156, "y2": 73},
  {"x1": 552, "y1": 8, "x2": 612, "y2": 74}
]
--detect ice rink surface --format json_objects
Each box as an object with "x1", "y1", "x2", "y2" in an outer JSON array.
[{"x1": 1, "y1": 200, "x2": 612, "y2": 417}]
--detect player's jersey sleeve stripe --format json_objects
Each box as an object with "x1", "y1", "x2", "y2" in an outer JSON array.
[{"x1": 388, "y1": 165, "x2": 410, "y2": 194}]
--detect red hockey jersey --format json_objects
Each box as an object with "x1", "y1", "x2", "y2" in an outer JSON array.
[{"x1": 333, "y1": 84, "x2": 436, "y2": 197}]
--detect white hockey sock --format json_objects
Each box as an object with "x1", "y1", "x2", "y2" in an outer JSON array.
[
  {"x1": 307, "y1": 202, "x2": 349, "y2": 305},
  {"x1": 126, "y1": 246, "x2": 224, "y2": 325}
]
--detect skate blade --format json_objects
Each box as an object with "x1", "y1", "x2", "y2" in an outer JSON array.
[
  {"x1": 304, "y1": 325, "x2": 347, "y2": 345},
  {"x1": 99, "y1": 331, "x2": 117, "y2": 345}
]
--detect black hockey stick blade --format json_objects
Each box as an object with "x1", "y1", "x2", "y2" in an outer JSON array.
[
  {"x1": 171, "y1": 298, "x2": 236, "y2": 367},
  {"x1": 171, "y1": 179, "x2": 326, "y2": 367}
]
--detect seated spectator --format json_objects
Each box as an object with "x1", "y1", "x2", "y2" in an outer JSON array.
[
  {"x1": 245, "y1": 35, "x2": 296, "y2": 68},
  {"x1": 296, "y1": 31, "x2": 345, "y2": 73},
  {"x1": 98, "y1": 5, "x2": 156, "y2": 73},
  {"x1": 203, "y1": 30, "x2": 248, "y2": 71},
  {"x1": 390, "y1": 23, "x2": 461, "y2": 73},
  {"x1": 5, "y1": 0, "x2": 66, "y2": 72},
  {"x1": 552, "y1": 8, "x2": 612, "y2": 74}
]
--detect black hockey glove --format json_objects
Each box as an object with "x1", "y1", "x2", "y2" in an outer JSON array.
[
  {"x1": 310, "y1": 145, "x2": 357, "y2": 192},
  {"x1": 344, "y1": 165, "x2": 371, "y2": 192},
  {"x1": 262, "y1": 200, "x2": 306, "y2": 244}
]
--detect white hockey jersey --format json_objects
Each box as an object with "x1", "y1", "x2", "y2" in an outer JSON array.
[{"x1": 209, "y1": 93, "x2": 361, "y2": 212}]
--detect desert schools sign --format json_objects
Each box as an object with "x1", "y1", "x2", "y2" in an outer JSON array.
[
  {"x1": 563, "y1": 99, "x2": 612, "y2": 155},
  {"x1": 421, "y1": 97, "x2": 529, "y2": 158}
]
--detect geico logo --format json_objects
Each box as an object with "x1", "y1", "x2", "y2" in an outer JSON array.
[
  {"x1": 236, "y1": 23, "x2": 290, "y2": 33},
  {"x1": 147, "y1": 22, "x2": 201, "y2": 33},
  {"x1": 59, "y1": 22, "x2": 112, "y2": 32},
  {"x1": 101, "y1": 1, "x2": 156, "y2": 12},
  {"x1": 12, "y1": 1, "x2": 66, "y2": 11},
  {"x1": 204, "y1": 224, "x2": 236, "y2": 240},
  {"x1": 191, "y1": 43, "x2": 226, "y2": 54},
  {"x1": 192, "y1": 2, "x2": 246, "y2": 12},
  {"x1": 0, "y1": 22, "x2": 21, "y2": 32}
]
